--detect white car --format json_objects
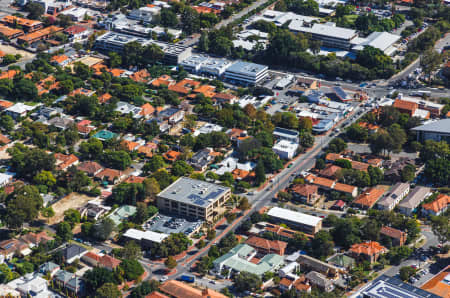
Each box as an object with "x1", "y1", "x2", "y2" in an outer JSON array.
[{"x1": 160, "y1": 276, "x2": 168, "y2": 282}]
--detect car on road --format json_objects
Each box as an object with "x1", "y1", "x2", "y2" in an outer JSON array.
[{"x1": 160, "y1": 276, "x2": 168, "y2": 282}]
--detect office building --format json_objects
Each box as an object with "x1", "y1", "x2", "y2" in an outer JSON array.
[
  {"x1": 223, "y1": 61, "x2": 268, "y2": 85},
  {"x1": 351, "y1": 31, "x2": 400, "y2": 56},
  {"x1": 272, "y1": 139, "x2": 299, "y2": 159},
  {"x1": 411, "y1": 119, "x2": 450, "y2": 143},
  {"x1": 157, "y1": 177, "x2": 231, "y2": 222},
  {"x1": 267, "y1": 207, "x2": 322, "y2": 234},
  {"x1": 128, "y1": 6, "x2": 160, "y2": 24},
  {"x1": 273, "y1": 127, "x2": 299, "y2": 143},
  {"x1": 289, "y1": 22, "x2": 357, "y2": 50},
  {"x1": 94, "y1": 32, "x2": 192, "y2": 65}
]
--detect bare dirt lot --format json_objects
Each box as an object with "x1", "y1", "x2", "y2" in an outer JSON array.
[
  {"x1": 41, "y1": 192, "x2": 92, "y2": 225},
  {"x1": 0, "y1": 44, "x2": 35, "y2": 61}
]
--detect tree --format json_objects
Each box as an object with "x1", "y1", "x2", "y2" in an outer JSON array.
[
  {"x1": 171, "y1": 160, "x2": 193, "y2": 177},
  {"x1": 84, "y1": 267, "x2": 117, "y2": 291},
  {"x1": 144, "y1": 155, "x2": 166, "y2": 173},
  {"x1": 328, "y1": 138, "x2": 347, "y2": 153},
  {"x1": 165, "y1": 255, "x2": 177, "y2": 270},
  {"x1": 25, "y1": 2, "x2": 44, "y2": 19},
  {"x1": 346, "y1": 124, "x2": 368, "y2": 142},
  {"x1": 92, "y1": 218, "x2": 115, "y2": 241},
  {"x1": 181, "y1": 7, "x2": 200, "y2": 35},
  {"x1": 129, "y1": 280, "x2": 160, "y2": 298},
  {"x1": 122, "y1": 241, "x2": 142, "y2": 260},
  {"x1": 5, "y1": 185, "x2": 43, "y2": 229},
  {"x1": 335, "y1": 159, "x2": 352, "y2": 169},
  {"x1": 160, "y1": 8, "x2": 178, "y2": 27},
  {"x1": 102, "y1": 150, "x2": 132, "y2": 170},
  {"x1": 79, "y1": 138, "x2": 104, "y2": 160},
  {"x1": 233, "y1": 272, "x2": 262, "y2": 292},
  {"x1": 56, "y1": 221, "x2": 73, "y2": 242},
  {"x1": 401, "y1": 164, "x2": 416, "y2": 182},
  {"x1": 430, "y1": 215, "x2": 449, "y2": 245},
  {"x1": 399, "y1": 266, "x2": 416, "y2": 281},
  {"x1": 41, "y1": 207, "x2": 54, "y2": 224},
  {"x1": 0, "y1": 115, "x2": 14, "y2": 132},
  {"x1": 311, "y1": 230, "x2": 334, "y2": 258},
  {"x1": 298, "y1": 117, "x2": 312, "y2": 132},
  {"x1": 420, "y1": 49, "x2": 442, "y2": 80},
  {"x1": 238, "y1": 197, "x2": 251, "y2": 210},
  {"x1": 134, "y1": 202, "x2": 149, "y2": 224},
  {"x1": 33, "y1": 170, "x2": 56, "y2": 187},
  {"x1": 120, "y1": 259, "x2": 144, "y2": 281},
  {"x1": 64, "y1": 209, "x2": 81, "y2": 227},
  {"x1": 96, "y1": 283, "x2": 121, "y2": 298},
  {"x1": 255, "y1": 159, "x2": 266, "y2": 185},
  {"x1": 207, "y1": 228, "x2": 216, "y2": 241},
  {"x1": 143, "y1": 177, "x2": 160, "y2": 200},
  {"x1": 14, "y1": 78, "x2": 38, "y2": 101}
]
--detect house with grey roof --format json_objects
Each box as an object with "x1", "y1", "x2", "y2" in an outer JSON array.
[
  {"x1": 66, "y1": 276, "x2": 84, "y2": 296},
  {"x1": 47, "y1": 117, "x2": 75, "y2": 130},
  {"x1": 212, "y1": 244, "x2": 284, "y2": 278},
  {"x1": 305, "y1": 271, "x2": 334, "y2": 292},
  {"x1": 411, "y1": 119, "x2": 450, "y2": 143},
  {"x1": 38, "y1": 262, "x2": 60, "y2": 277},
  {"x1": 376, "y1": 183, "x2": 410, "y2": 211},
  {"x1": 53, "y1": 270, "x2": 74, "y2": 287},
  {"x1": 398, "y1": 186, "x2": 432, "y2": 216},
  {"x1": 61, "y1": 244, "x2": 87, "y2": 264}
]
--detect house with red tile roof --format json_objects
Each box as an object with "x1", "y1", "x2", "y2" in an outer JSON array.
[
  {"x1": 146, "y1": 292, "x2": 169, "y2": 298},
  {"x1": 159, "y1": 280, "x2": 227, "y2": 298},
  {"x1": 245, "y1": 236, "x2": 287, "y2": 256},
  {"x1": 95, "y1": 168, "x2": 124, "y2": 185},
  {"x1": 20, "y1": 231, "x2": 54, "y2": 247},
  {"x1": 137, "y1": 143, "x2": 156, "y2": 158},
  {"x1": 393, "y1": 99, "x2": 418, "y2": 116},
  {"x1": 64, "y1": 25, "x2": 88, "y2": 41},
  {"x1": 291, "y1": 184, "x2": 320, "y2": 205},
  {"x1": 54, "y1": 153, "x2": 79, "y2": 171},
  {"x1": 124, "y1": 176, "x2": 146, "y2": 184},
  {"x1": 98, "y1": 93, "x2": 112, "y2": 104},
  {"x1": 0, "y1": 133, "x2": 11, "y2": 145},
  {"x1": 0, "y1": 100, "x2": 13, "y2": 110},
  {"x1": 422, "y1": 194, "x2": 449, "y2": 217},
  {"x1": 82, "y1": 252, "x2": 121, "y2": 271},
  {"x1": 319, "y1": 164, "x2": 342, "y2": 179},
  {"x1": 121, "y1": 140, "x2": 140, "y2": 152},
  {"x1": 325, "y1": 153, "x2": 342, "y2": 163},
  {"x1": 77, "y1": 120, "x2": 95, "y2": 137},
  {"x1": 380, "y1": 226, "x2": 407, "y2": 246},
  {"x1": 50, "y1": 55, "x2": 70, "y2": 67},
  {"x1": 77, "y1": 161, "x2": 103, "y2": 176},
  {"x1": 349, "y1": 241, "x2": 387, "y2": 263},
  {"x1": 213, "y1": 92, "x2": 237, "y2": 105},
  {"x1": 352, "y1": 187, "x2": 385, "y2": 209},
  {"x1": 151, "y1": 75, "x2": 175, "y2": 87},
  {"x1": 130, "y1": 69, "x2": 151, "y2": 83},
  {"x1": 0, "y1": 69, "x2": 19, "y2": 80},
  {"x1": 69, "y1": 88, "x2": 95, "y2": 97},
  {"x1": 140, "y1": 103, "x2": 155, "y2": 118},
  {"x1": 163, "y1": 150, "x2": 181, "y2": 162},
  {"x1": 305, "y1": 174, "x2": 357, "y2": 197}
]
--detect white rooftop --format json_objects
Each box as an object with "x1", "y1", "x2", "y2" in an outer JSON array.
[
  {"x1": 267, "y1": 207, "x2": 322, "y2": 227},
  {"x1": 123, "y1": 228, "x2": 168, "y2": 243}
]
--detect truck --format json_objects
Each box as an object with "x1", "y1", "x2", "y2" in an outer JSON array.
[{"x1": 179, "y1": 275, "x2": 195, "y2": 283}]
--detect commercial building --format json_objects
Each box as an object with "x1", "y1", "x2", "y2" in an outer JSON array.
[
  {"x1": 289, "y1": 22, "x2": 357, "y2": 50},
  {"x1": 267, "y1": 207, "x2": 322, "y2": 234},
  {"x1": 1, "y1": 16, "x2": 43, "y2": 32},
  {"x1": 376, "y1": 183, "x2": 410, "y2": 211},
  {"x1": 411, "y1": 119, "x2": 450, "y2": 143},
  {"x1": 398, "y1": 186, "x2": 431, "y2": 216},
  {"x1": 351, "y1": 31, "x2": 400, "y2": 56},
  {"x1": 245, "y1": 236, "x2": 287, "y2": 256},
  {"x1": 356, "y1": 275, "x2": 441, "y2": 298},
  {"x1": 122, "y1": 229, "x2": 169, "y2": 248},
  {"x1": 212, "y1": 244, "x2": 284, "y2": 277},
  {"x1": 17, "y1": 25, "x2": 64, "y2": 44},
  {"x1": 223, "y1": 61, "x2": 268, "y2": 85},
  {"x1": 420, "y1": 265, "x2": 450, "y2": 298},
  {"x1": 0, "y1": 25, "x2": 24, "y2": 39},
  {"x1": 94, "y1": 32, "x2": 192, "y2": 65},
  {"x1": 272, "y1": 139, "x2": 299, "y2": 159},
  {"x1": 273, "y1": 127, "x2": 299, "y2": 143},
  {"x1": 156, "y1": 177, "x2": 231, "y2": 222}
]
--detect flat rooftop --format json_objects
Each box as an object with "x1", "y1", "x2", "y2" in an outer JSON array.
[
  {"x1": 358, "y1": 275, "x2": 441, "y2": 298},
  {"x1": 158, "y1": 177, "x2": 230, "y2": 208},
  {"x1": 225, "y1": 61, "x2": 268, "y2": 76},
  {"x1": 267, "y1": 207, "x2": 322, "y2": 227}
]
